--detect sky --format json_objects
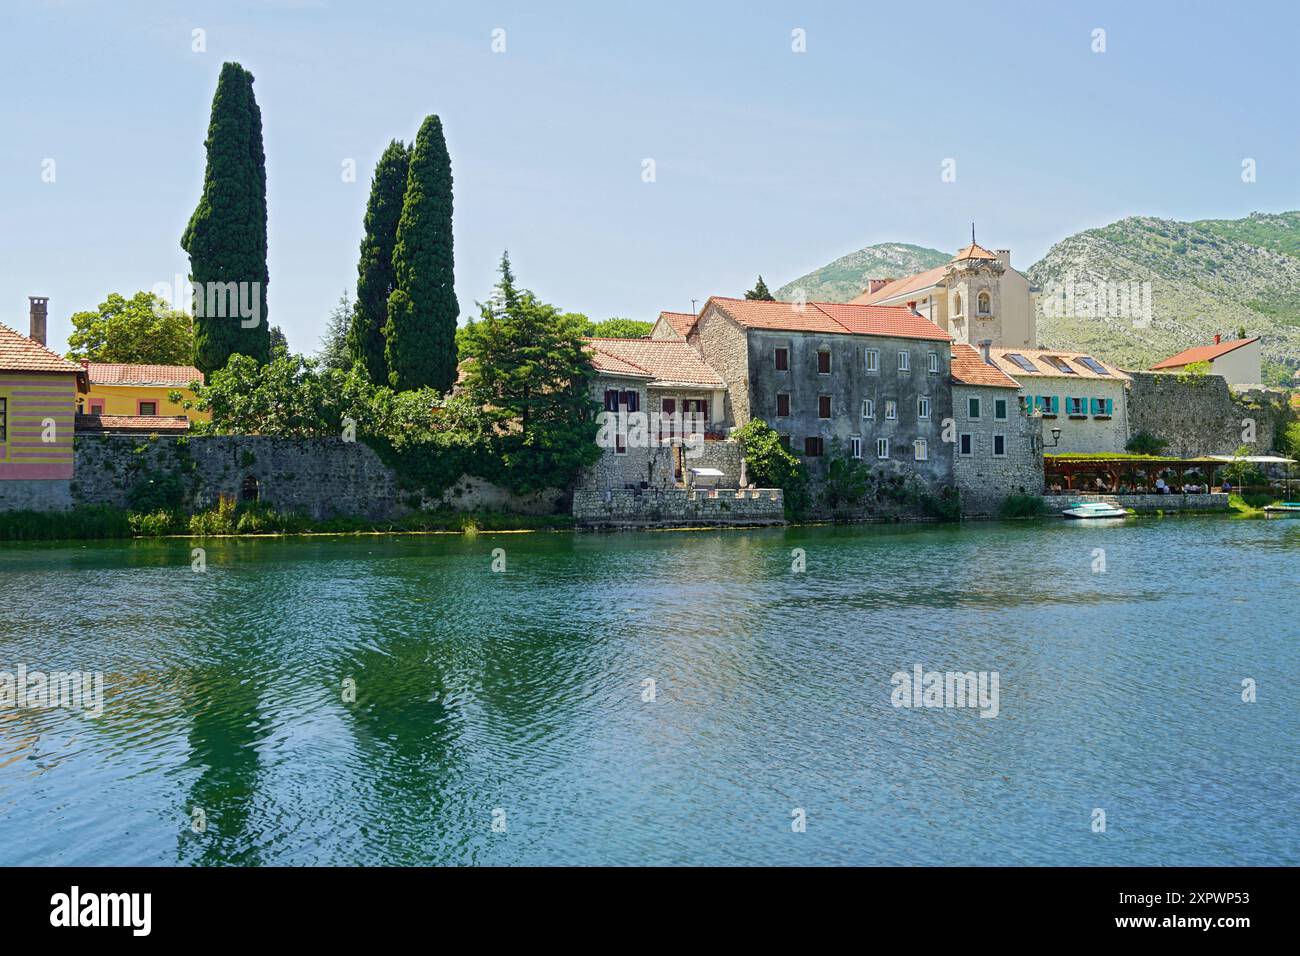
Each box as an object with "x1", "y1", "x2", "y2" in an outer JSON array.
[{"x1": 1, "y1": 0, "x2": 1297, "y2": 356}]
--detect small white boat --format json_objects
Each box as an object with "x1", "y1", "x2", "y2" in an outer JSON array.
[
  {"x1": 1263, "y1": 502, "x2": 1300, "y2": 517},
  {"x1": 1061, "y1": 501, "x2": 1130, "y2": 520}
]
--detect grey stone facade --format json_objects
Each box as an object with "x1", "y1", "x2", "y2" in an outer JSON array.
[
  {"x1": 0, "y1": 478, "x2": 74, "y2": 512},
  {"x1": 952, "y1": 386, "x2": 1044, "y2": 516},
  {"x1": 573, "y1": 486, "x2": 783, "y2": 528}
]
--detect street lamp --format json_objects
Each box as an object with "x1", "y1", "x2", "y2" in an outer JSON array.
[{"x1": 1043, "y1": 427, "x2": 1062, "y2": 448}]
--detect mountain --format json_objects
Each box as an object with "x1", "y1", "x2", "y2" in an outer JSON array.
[
  {"x1": 775, "y1": 242, "x2": 950, "y2": 303},
  {"x1": 1029, "y1": 212, "x2": 1300, "y2": 372}
]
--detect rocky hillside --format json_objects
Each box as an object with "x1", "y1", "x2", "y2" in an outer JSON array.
[
  {"x1": 1029, "y1": 212, "x2": 1300, "y2": 373},
  {"x1": 775, "y1": 243, "x2": 949, "y2": 303}
]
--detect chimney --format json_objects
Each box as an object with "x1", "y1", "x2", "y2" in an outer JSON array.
[
  {"x1": 979, "y1": 338, "x2": 993, "y2": 365},
  {"x1": 868, "y1": 278, "x2": 894, "y2": 295},
  {"x1": 996, "y1": 249, "x2": 1011, "y2": 267},
  {"x1": 906, "y1": 300, "x2": 919, "y2": 314},
  {"x1": 29, "y1": 296, "x2": 48, "y2": 346},
  {"x1": 1214, "y1": 333, "x2": 1221, "y2": 345}
]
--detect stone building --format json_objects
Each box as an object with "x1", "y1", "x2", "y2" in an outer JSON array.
[
  {"x1": 986, "y1": 346, "x2": 1130, "y2": 454},
  {"x1": 851, "y1": 237, "x2": 1037, "y2": 350},
  {"x1": 649, "y1": 310, "x2": 696, "y2": 341},
  {"x1": 687, "y1": 297, "x2": 956, "y2": 489},
  {"x1": 949, "y1": 343, "x2": 1044, "y2": 515}
]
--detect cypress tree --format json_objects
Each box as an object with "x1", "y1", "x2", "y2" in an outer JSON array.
[
  {"x1": 385, "y1": 115, "x2": 458, "y2": 391},
  {"x1": 745, "y1": 275, "x2": 775, "y2": 301},
  {"x1": 348, "y1": 140, "x2": 409, "y2": 383},
  {"x1": 181, "y1": 62, "x2": 270, "y2": 376}
]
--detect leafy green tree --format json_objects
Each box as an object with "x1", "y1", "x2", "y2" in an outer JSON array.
[
  {"x1": 1125, "y1": 430, "x2": 1169, "y2": 455},
  {"x1": 459, "y1": 254, "x2": 601, "y2": 492},
  {"x1": 181, "y1": 62, "x2": 270, "y2": 376},
  {"x1": 734, "y1": 419, "x2": 809, "y2": 516},
  {"x1": 588, "y1": 318, "x2": 652, "y2": 338},
  {"x1": 745, "y1": 276, "x2": 775, "y2": 301},
  {"x1": 65, "y1": 292, "x2": 195, "y2": 364},
  {"x1": 385, "y1": 115, "x2": 458, "y2": 391},
  {"x1": 822, "y1": 441, "x2": 871, "y2": 510},
  {"x1": 269, "y1": 325, "x2": 289, "y2": 359},
  {"x1": 320, "y1": 290, "x2": 356, "y2": 372},
  {"x1": 348, "y1": 141, "x2": 409, "y2": 383}
]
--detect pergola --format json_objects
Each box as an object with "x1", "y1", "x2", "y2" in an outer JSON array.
[{"x1": 1044, "y1": 456, "x2": 1225, "y2": 493}]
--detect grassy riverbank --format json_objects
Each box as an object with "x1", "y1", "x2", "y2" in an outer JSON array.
[{"x1": 0, "y1": 502, "x2": 573, "y2": 541}]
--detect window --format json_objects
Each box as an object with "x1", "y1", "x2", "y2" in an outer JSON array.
[
  {"x1": 885, "y1": 400, "x2": 897, "y2": 420},
  {"x1": 861, "y1": 398, "x2": 875, "y2": 419},
  {"x1": 898, "y1": 350, "x2": 910, "y2": 372},
  {"x1": 1036, "y1": 395, "x2": 1058, "y2": 417},
  {"x1": 89, "y1": 398, "x2": 105, "y2": 414},
  {"x1": 914, "y1": 438, "x2": 928, "y2": 461},
  {"x1": 993, "y1": 434, "x2": 1006, "y2": 456},
  {"x1": 917, "y1": 397, "x2": 931, "y2": 420},
  {"x1": 776, "y1": 393, "x2": 790, "y2": 417},
  {"x1": 959, "y1": 433, "x2": 973, "y2": 456},
  {"x1": 928, "y1": 351, "x2": 939, "y2": 373},
  {"x1": 1006, "y1": 353, "x2": 1038, "y2": 373},
  {"x1": 0, "y1": 397, "x2": 6, "y2": 443},
  {"x1": 1046, "y1": 355, "x2": 1077, "y2": 374},
  {"x1": 620, "y1": 390, "x2": 640, "y2": 412},
  {"x1": 1078, "y1": 356, "x2": 1110, "y2": 375},
  {"x1": 977, "y1": 291, "x2": 991, "y2": 316},
  {"x1": 850, "y1": 436, "x2": 862, "y2": 459},
  {"x1": 604, "y1": 389, "x2": 620, "y2": 412},
  {"x1": 804, "y1": 436, "x2": 824, "y2": 457},
  {"x1": 817, "y1": 350, "x2": 831, "y2": 374},
  {"x1": 818, "y1": 395, "x2": 831, "y2": 419},
  {"x1": 1091, "y1": 397, "x2": 1113, "y2": 418},
  {"x1": 138, "y1": 400, "x2": 158, "y2": 416},
  {"x1": 968, "y1": 397, "x2": 981, "y2": 419},
  {"x1": 775, "y1": 347, "x2": 789, "y2": 371},
  {"x1": 876, "y1": 437, "x2": 890, "y2": 460},
  {"x1": 953, "y1": 292, "x2": 962, "y2": 316},
  {"x1": 1066, "y1": 396, "x2": 1087, "y2": 417},
  {"x1": 994, "y1": 398, "x2": 1008, "y2": 420},
  {"x1": 864, "y1": 349, "x2": 879, "y2": 372}
]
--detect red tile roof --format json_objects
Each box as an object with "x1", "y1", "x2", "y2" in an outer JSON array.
[
  {"x1": 950, "y1": 343, "x2": 1020, "y2": 388},
  {"x1": 0, "y1": 322, "x2": 83, "y2": 374},
  {"x1": 1150, "y1": 337, "x2": 1258, "y2": 370},
  {"x1": 850, "y1": 265, "x2": 948, "y2": 305},
  {"x1": 952, "y1": 241, "x2": 999, "y2": 261},
  {"x1": 74, "y1": 413, "x2": 191, "y2": 434},
  {"x1": 85, "y1": 363, "x2": 204, "y2": 387},
  {"x1": 657, "y1": 311, "x2": 697, "y2": 336},
  {"x1": 705, "y1": 296, "x2": 951, "y2": 342},
  {"x1": 987, "y1": 347, "x2": 1128, "y2": 381},
  {"x1": 585, "y1": 338, "x2": 724, "y2": 387}
]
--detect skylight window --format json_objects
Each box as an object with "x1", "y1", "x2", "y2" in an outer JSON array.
[
  {"x1": 1005, "y1": 353, "x2": 1038, "y2": 373},
  {"x1": 1077, "y1": 356, "x2": 1110, "y2": 375},
  {"x1": 1046, "y1": 355, "x2": 1077, "y2": 374}
]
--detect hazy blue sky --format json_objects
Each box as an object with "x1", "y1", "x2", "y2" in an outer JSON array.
[{"x1": 2, "y1": 0, "x2": 1297, "y2": 355}]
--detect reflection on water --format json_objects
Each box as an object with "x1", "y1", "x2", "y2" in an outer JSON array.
[{"x1": 0, "y1": 518, "x2": 1296, "y2": 865}]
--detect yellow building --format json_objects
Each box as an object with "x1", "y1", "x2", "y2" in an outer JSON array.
[{"x1": 78, "y1": 363, "x2": 208, "y2": 422}]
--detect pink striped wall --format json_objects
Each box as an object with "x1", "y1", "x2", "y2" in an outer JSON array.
[{"x1": 0, "y1": 371, "x2": 78, "y2": 480}]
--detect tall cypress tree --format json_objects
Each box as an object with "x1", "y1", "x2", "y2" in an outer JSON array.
[
  {"x1": 181, "y1": 62, "x2": 270, "y2": 376},
  {"x1": 745, "y1": 275, "x2": 775, "y2": 301},
  {"x1": 347, "y1": 140, "x2": 409, "y2": 383},
  {"x1": 384, "y1": 114, "x2": 458, "y2": 391}
]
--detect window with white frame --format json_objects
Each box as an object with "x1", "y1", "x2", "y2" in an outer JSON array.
[
  {"x1": 861, "y1": 398, "x2": 875, "y2": 420},
  {"x1": 898, "y1": 350, "x2": 910, "y2": 372},
  {"x1": 876, "y1": 437, "x2": 889, "y2": 459},
  {"x1": 864, "y1": 348, "x2": 879, "y2": 372},
  {"x1": 850, "y1": 436, "x2": 862, "y2": 459},
  {"x1": 994, "y1": 398, "x2": 1008, "y2": 420},
  {"x1": 885, "y1": 400, "x2": 897, "y2": 420},
  {"x1": 928, "y1": 351, "x2": 939, "y2": 373},
  {"x1": 968, "y1": 397, "x2": 981, "y2": 419},
  {"x1": 914, "y1": 438, "x2": 928, "y2": 461},
  {"x1": 917, "y1": 397, "x2": 931, "y2": 420}
]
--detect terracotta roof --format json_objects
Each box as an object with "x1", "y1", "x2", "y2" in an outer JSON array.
[
  {"x1": 0, "y1": 322, "x2": 83, "y2": 374},
  {"x1": 850, "y1": 265, "x2": 947, "y2": 305},
  {"x1": 705, "y1": 296, "x2": 951, "y2": 342},
  {"x1": 585, "y1": 338, "x2": 724, "y2": 387},
  {"x1": 950, "y1": 343, "x2": 1020, "y2": 388},
  {"x1": 952, "y1": 242, "x2": 999, "y2": 261},
  {"x1": 1150, "y1": 337, "x2": 1258, "y2": 370},
  {"x1": 85, "y1": 363, "x2": 204, "y2": 387},
  {"x1": 657, "y1": 311, "x2": 697, "y2": 336},
  {"x1": 74, "y1": 413, "x2": 191, "y2": 434},
  {"x1": 988, "y1": 347, "x2": 1129, "y2": 382}
]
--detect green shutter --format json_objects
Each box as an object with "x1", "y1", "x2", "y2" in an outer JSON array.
[{"x1": 1106, "y1": 398, "x2": 1113, "y2": 416}]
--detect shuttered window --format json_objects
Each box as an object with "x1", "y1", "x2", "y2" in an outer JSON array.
[{"x1": 0, "y1": 397, "x2": 6, "y2": 443}]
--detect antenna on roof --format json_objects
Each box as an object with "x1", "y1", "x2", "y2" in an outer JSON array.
[
  {"x1": 971, "y1": 222, "x2": 976, "y2": 245},
  {"x1": 691, "y1": 299, "x2": 698, "y2": 316}
]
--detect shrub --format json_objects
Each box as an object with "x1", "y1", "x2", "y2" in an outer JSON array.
[
  {"x1": 1125, "y1": 431, "x2": 1169, "y2": 456},
  {"x1": 999, "y1": 492, "x2": 1047, "y2": 518},
  {"x1": 734, "y1": 419, "x2": 810, "y2": 518}
]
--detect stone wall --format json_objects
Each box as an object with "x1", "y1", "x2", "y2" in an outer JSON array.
[
  {"x1": 573, "y1": 486, "x2": 784, "y2": 528},
  {"x1": 953, "y1": 386, "x2": 1044, "y2": 516},
  {"x1": 68, "y1": 435, "x2": 565, "y2": 520},
  {"x1": 1041, "y1": 492, "x2": 1229, "y2": 514},
  {"x1": 0, "y1": 478, "x2": 74, "y2": 512},
  {"x1": 1125, "y1": 371, "x2": 1283, "y2": 456}
]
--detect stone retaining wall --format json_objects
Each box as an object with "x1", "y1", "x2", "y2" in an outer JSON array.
[
  {"x1": 1041, "y1": 492, "x2": 1229, "y2": 514},
  {"x1": 573, "y1": 486, "x2": 784, "y2": 528}
]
